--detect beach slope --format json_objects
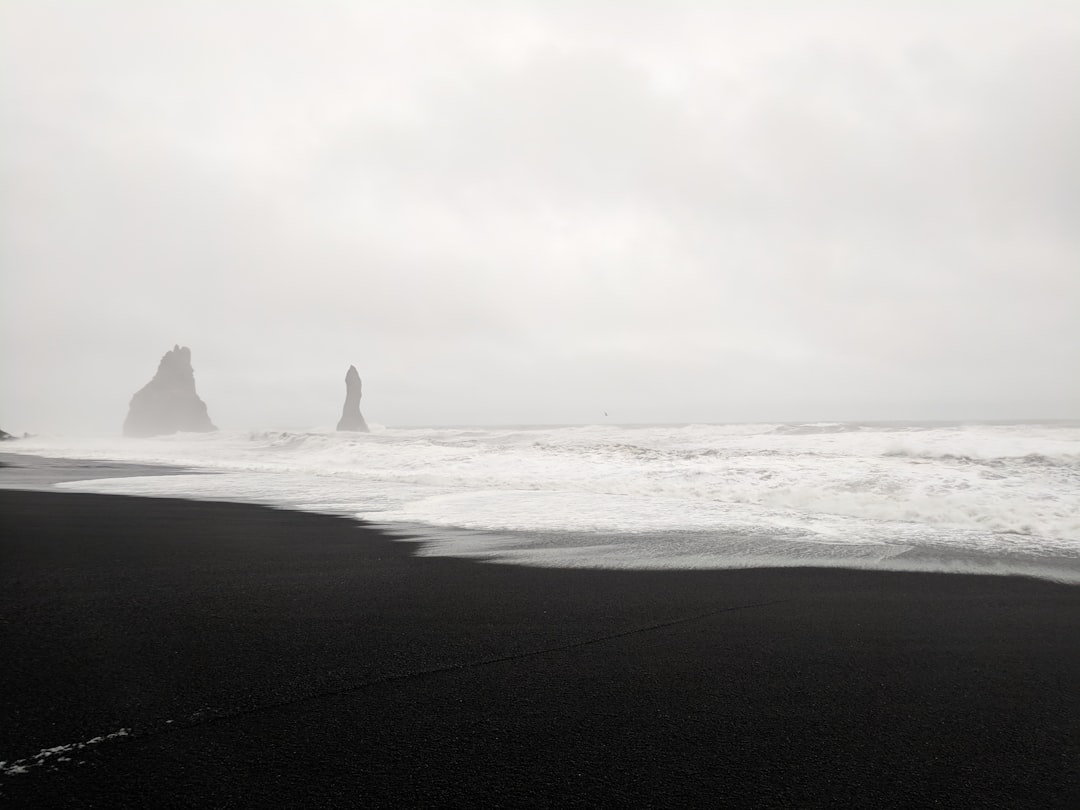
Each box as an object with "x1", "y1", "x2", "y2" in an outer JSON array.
[{"x1": 1, "y1": 490, "x2": 1077, "y2": 807}]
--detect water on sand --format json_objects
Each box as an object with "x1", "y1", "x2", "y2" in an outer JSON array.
[{"x1": 5, "y1": 421, "x2": 1079, "y2": 580}]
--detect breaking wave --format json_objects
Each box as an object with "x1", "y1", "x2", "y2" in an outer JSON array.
[{"x1": 7, "y1": 421, "x2": 1080, "y2": 577}]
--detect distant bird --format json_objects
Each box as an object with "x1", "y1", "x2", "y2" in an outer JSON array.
[{"x1": 604, "y1": 411, "x2": 608, "y2": 417}]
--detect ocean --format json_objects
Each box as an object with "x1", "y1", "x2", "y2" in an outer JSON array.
[{"x1": 6, "y1": 421, "x2": 1080, "y2": 581}]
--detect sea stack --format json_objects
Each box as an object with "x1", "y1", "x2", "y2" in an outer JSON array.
[
  {"x1": 123, "y1": 345, "x2": 217, "y2": 437},
  {"x1": 336, "y1": 365, "x2": 369, "y2": 432}
]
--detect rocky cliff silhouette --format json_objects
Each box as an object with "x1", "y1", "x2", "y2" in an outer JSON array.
[
  {"x1": 336, "y1": 365, "x2": 369, "y2": 432},
  {"x1": 123, "y1": 345, "x2": 217, "y2": 437}
]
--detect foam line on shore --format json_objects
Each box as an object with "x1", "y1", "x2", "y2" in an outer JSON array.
[
  {"x1": 0, "y1": 730, "x2": 130, "y2": 777},
  {"x1": 4, "y1": 451, "x2": 1079, "y2": 583}
]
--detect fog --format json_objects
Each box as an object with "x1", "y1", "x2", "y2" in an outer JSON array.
[{"x1": 2, "y1": 1, "x2": 1078, "y2": 432}]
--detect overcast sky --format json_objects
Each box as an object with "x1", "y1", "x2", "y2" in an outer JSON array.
[{"x1": 2, "y1": 1, "x2": 1078, "y2": 431}]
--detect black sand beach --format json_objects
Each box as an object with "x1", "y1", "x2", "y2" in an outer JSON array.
[{"x1": 2, "y1": 489, "x2": 1078, "y2": 808}]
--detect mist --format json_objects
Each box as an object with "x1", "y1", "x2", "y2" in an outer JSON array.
[{"x1": 2, "y1": 1, "x2": 1078, "y2": 432}]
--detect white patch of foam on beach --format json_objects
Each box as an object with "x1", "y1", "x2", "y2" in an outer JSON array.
[
  {"x1": 0, "y1": 729, "x2": 130, "y2": 777},
  {"x1": 6, "y1": 422, "x2": 1080, "y2": 575}
]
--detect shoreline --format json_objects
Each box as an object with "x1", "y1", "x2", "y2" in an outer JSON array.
[
  {"x1": 2, "y1": 488, "x2": 1078, "y2": 806},
  {"x1": 0, "y1": 451, "x2": 194, "y2": 490},
  {"x1": 4, "y1": 450, "x2": 1079, "y2": 585}
]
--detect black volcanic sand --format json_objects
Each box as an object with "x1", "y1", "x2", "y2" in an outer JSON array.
[
  {"x1": 1, "y1": 491, "x2": 1078, "y2": 808},
  {"x1": 0, "y1": 452, "x2": 191, "y2": 488}
]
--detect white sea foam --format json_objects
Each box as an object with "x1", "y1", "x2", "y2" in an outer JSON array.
[
  {"x1": 6, "y1": 422, "x2": 1080, "y2": 577},
  {"x1": 0, "y1": 729, "x2": 130, "y2": 777}
]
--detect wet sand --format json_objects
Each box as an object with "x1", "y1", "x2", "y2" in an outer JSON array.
[{"x1": 1, "y1": 489, "x2": 1078, "y2": 807}]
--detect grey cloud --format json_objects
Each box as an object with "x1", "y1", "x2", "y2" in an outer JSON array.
[{"x1": 2, "y1": 2, "x2": 1078, "y2": 431}]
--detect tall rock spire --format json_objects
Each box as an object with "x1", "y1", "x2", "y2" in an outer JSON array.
[{"x1": 336, "y1": 365, "x2": 369, "y2": 432}]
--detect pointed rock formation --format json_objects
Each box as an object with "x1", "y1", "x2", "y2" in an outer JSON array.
[
  {"x1": 336, "y1": 365, "x2": 369, "y2": 432},
  {"x1": 123, "y1": 345, "x2": 217, "y2": 437}
]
